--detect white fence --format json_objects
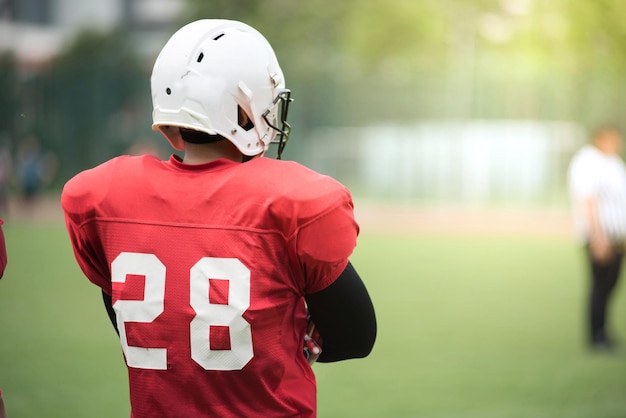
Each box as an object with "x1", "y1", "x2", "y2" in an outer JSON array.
[{"x1": 302, "y1": 120, "x2": 586, "y2": 205}]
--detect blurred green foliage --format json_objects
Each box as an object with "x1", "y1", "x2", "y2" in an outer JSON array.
[
  {"x1": 1, "y1": 29, "x2": 149, "y2": 185},
  {"x1": 2, "y1": 0, "x2": 626, "y2": 186},
  {"x1": 0, "y1": 53, "x2": 18, "y2": 145},
  {"x1": 40, "y1": 29, "x2": 148, "y2": 178}
]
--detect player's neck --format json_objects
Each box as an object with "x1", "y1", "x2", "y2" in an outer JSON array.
[{"x1": 182, "y1": 141, "x2": 244, "y2": 165}]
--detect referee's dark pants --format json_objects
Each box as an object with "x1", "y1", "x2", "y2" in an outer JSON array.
[{"x1": 585, "y1": 244, "x2": 623, "y2": 347}]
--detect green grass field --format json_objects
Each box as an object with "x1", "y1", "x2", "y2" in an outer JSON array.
[{"x1": 1, "y1": 217, "x2": 625, "y2": 417}]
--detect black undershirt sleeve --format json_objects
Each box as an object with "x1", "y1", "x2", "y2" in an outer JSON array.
[
  {"x1": 305, "y1": 261, "x2": 377, "y2": 362},
  {"x1": 102, "y1": 291, "x2": 119, "y2": 335}
]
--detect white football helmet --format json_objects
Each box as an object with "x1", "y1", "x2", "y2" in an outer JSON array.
[{"x1": 151, "y1": 19, "x2": 292, "y2": 158}]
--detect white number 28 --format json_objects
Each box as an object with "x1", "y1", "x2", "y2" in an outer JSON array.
[{"x1": 111, "y1": 252, "x2": 253, "y2": 371}]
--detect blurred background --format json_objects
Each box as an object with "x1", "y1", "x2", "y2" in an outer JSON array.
[{"x1": 1, "y1": 0, "x2": 625, "y2": 211}]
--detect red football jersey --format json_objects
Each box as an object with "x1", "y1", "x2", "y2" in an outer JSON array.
[{"x1": 61, "y1": 154, "x2": 358, "y2": 418}]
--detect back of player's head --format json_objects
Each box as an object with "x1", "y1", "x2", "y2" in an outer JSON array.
[{"x1": 151, "y1": 19, "x2": 292, "y2": 158}]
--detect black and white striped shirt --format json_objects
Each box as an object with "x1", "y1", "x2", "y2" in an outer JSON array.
[{"x1": 568, "y1": 145, "x2": 626, "y2": 242}]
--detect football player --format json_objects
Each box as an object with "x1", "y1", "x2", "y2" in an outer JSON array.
[{"x1": 62, "y1": 19, "x2": 376, "y2": 417}]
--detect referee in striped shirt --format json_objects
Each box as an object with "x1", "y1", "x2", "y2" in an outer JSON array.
[{"x1": 568, "y1": 126, "x2": 626, "y2": 349}]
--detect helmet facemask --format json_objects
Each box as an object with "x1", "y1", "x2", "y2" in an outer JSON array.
[{"x1": 264, "y1": 90, "x2": 293, "y2": 160}]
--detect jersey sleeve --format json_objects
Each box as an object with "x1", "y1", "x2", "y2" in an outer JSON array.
[
  {"x1": 61, "y1": 162, "x2": 115, "y2": 294},
  {"x1": 291, "y1": 183, "x2": 359, "y2": 294}
]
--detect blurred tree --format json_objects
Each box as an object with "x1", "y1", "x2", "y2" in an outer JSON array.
[
  {"x1": 36, "y1": 28, "x2": 150, "y2": 183},
  {"x1": 0, "y1": 53, "x2": 19, "y2": 147},
  {"x1": 564, "y1": 0, "x2": 626, "y2": 68},
  {"x1": 182, "y1": 0, "x2": 260, "y2": 24},
  {"x1": 559, "y1": 0, "x2": 626, "y2": 127}
]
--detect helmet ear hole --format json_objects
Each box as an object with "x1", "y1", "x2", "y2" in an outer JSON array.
[{"x1": 238, "y1": 105, "x2": 254, "y2": 131}]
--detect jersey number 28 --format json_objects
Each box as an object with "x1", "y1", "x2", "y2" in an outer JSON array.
[{"x1": 111, "y1": 252, "x2": 253, "y2": 371}]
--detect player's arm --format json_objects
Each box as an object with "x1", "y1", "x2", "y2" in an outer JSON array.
[
  {"x1": 304, "y1": 261, "x2": 376, "y2": 362},
  {"x1": 585, "y1": 197, "x2": 612, "y2": 263}
]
